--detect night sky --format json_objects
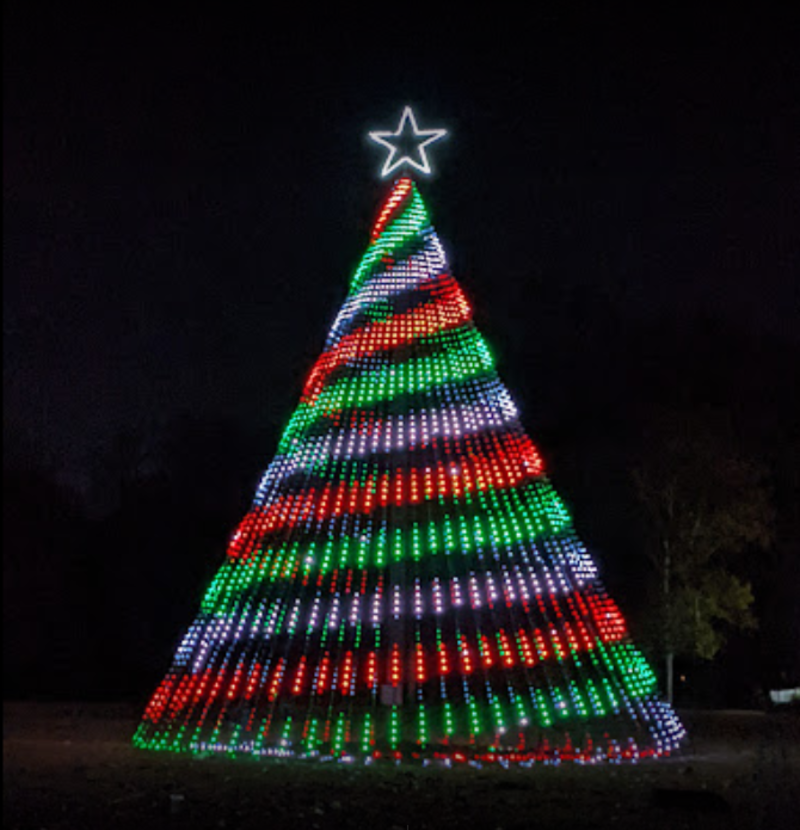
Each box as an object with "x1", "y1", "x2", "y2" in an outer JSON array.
[
  {"x1": 6, "y1": 7, "x2": 798, "y2": 492},
  {"x1": 4, "y1": 7, "x2": 800, "y2": 702},
  {"x1": 3, "y1": 9, "x2": 800, "y2": 494}
]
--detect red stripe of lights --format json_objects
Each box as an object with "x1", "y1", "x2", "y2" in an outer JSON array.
[
  {"x1": 228, "y1": 432, "x2": 544, "y2": 556},
  {"x1": 302, "y1": 278, "x2": 472, "y2": 404},
  {"x1": 142, "y1": 593, "x2": 627, "y2": 720},
  {"x1": 370, "y1": 177, "x2": 413, "y2": 241}
]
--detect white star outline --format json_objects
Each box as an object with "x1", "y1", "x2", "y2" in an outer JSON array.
[{"x1": 368, "y1": 106, "x2": 448, "y2": 178}]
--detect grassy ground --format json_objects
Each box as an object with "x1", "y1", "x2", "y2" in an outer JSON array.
[{"x1": 3, "y1": 702, "x2": 799, "y2": 829}]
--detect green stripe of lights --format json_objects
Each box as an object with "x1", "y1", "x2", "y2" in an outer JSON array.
[
  {"x1": 389, "y1": 706, "x2": 401, "y2": 750},
  {"x1": 360, "y1": 713, "x2": 372, "y2": 754},
  {"x1": 314, "y1": 328, "x2": 493, "y2": 415},
  {"x1": 332, "y1": 712, "x2": 347, "y2": 754},
  {"x1": 276, "y1": 350, "x2": 480, "y2": 457},
  {"x1": 277, "y1": 331, "x2": 494, "y2": 454},
  {"x1": 441, "y1": 641, "x2": 658, "y2": 730},
  {"x1": 348, "y1": 188, "x2": 430, "y2": 295},
  {"x1": 203, "y1": 481, "x2": 573, "y2": 612},
  {"x1": 303, "y1": 717, "x2": 320, "y2": 753}
]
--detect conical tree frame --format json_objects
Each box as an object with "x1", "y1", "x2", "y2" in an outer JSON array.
[{"x1": 134, "y1": 177, "x2": 686, "y2": 764}]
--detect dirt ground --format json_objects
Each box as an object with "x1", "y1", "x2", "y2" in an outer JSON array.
[{"x1": 3, "y1": 702, "x2": 799, "y2": 830}]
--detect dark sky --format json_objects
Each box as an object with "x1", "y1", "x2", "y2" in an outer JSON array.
[{"x1": 4, "y1": 7, "x2": 799, "y2": 491}]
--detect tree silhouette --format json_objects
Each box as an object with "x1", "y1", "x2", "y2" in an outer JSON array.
[{"x1": 632, "y1": 406, "x2": 774, "y2": 702}]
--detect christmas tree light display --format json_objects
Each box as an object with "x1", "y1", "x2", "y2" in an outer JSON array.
[{"x1": 134, "y1": 108, "x2": 686, "y2": 764}]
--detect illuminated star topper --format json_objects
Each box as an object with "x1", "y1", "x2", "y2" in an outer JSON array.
[{"x1": 369, "y1": 106, "x2": 448, "y2": 178}]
